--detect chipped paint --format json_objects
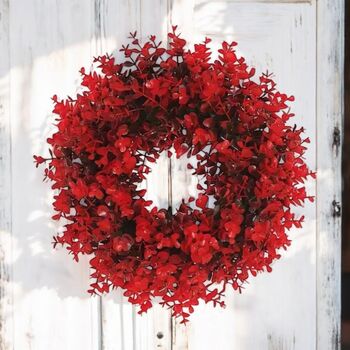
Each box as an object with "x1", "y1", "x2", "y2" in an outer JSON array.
[
  {"x1": 316, "y1": 0, "x2": 343, "y2": 349},
  {"x1": 332, "y1": 126, "x2": 341, "y2": 154},
  {"x1": 209, "y1": 0, "x2": 312, "y2": 3},
  {"x1": 332, "y1": 200, "x2": 341, "y2": 218},
  {"x1": 267, "y1": 333, "x2": 296, "y2": 350}
]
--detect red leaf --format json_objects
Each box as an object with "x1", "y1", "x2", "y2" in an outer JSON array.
[{"x1": 196, "y1": 194, "x2": 208, "y2": 209}]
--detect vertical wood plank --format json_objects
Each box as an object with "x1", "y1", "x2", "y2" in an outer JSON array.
[
  {"x1": 171, "y1": 2, "x2": 317, "y2": 350},
  {"x1": 97, "y1": 1, "x2": 172, "y2": 349},
  {"x1": 316, "y1": 1, "x2": 343, "y2": 349},
  {"x1": 196, "y1": 0, "x2": 312, "y2": 3},
  {"x1": 0, "y1": 0, "x2": 12, "y2": 349},
  {"x1": 170, "y1": 154, "x2": 197, "y2": 350},
  {"x1": 92, "y1": 2, "x2": 139, "y2": 349},
  {"x1": 9, "y1": 1, "x2": 101, "y2": 349},
  {"x1": 138, "y1": 4, "x2": 173, "y2": 349}
]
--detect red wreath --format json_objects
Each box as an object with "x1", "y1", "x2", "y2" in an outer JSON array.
[{"x1": 34, "y1": 27, "x2": 315, "y2": 322}]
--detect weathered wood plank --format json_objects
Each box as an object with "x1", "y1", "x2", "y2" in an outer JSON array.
[
  {"x1": 316, "y1": 1, "x2": 343, "y2": 349},
  {"x1": 0, "y1": 0, "x2": 12, "y2": 349},
  {"x1": 171, "y1": 2, "x2": 317, "y2": 349},
  {"x1": 139, "y1": 3, "x2": 174, "y2": 349},
  {"x1": 8, "y1": 1, "x2": 101, "y2": 349},
  {"x1": 97, "y1": 1, "x2": 173, "y2": 349},
  {"x1": 196, "y1": 0, "x2": 311, "y2": 3},
  {"x1": 92, "y1": 2, "x2": 140, "y2": 349}
]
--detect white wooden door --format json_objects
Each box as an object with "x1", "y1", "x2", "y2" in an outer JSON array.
[{"x1": 0, "y1": 0, "x2": 342, "y2": 349}]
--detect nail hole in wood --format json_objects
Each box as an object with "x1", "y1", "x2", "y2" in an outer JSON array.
[{"x1": 156, "y1": 331, "x2": 164, "y2": 339}]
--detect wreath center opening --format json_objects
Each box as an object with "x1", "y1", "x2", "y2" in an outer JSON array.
[{"x1": 140, "y1": 150, "x2": 203, "y2": 212}]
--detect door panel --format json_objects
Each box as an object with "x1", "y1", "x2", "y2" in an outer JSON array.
[{"x1": 0, "y1": 0, "x2": 341, "y2": 349}]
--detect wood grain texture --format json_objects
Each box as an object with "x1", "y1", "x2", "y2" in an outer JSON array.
[
  {"x1": 8, "y1": 1, "x2": 101, "y2": 349},
  {"x1": 342, "y1": 1, "x2": 350, "y2": 274},
  {"x1": 171, "y1": 1, "x2": 317, "y2": 349},
  {"x1": 316, "y1": 1, "x2": 343, "y2": 349},
  {"x1": 196, "y1": 0, "x2": 312, "y2": 3},
  {"x1": 0, "y1": 0, "x2": 12, "y2": 349},
  {"x1": 94, "y1": 1, "x2": 173, "y2": 349}
]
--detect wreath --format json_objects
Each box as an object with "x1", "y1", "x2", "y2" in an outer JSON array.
[{"x1": 34, "y1": 27, "x2": 315, "y2": 323}]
